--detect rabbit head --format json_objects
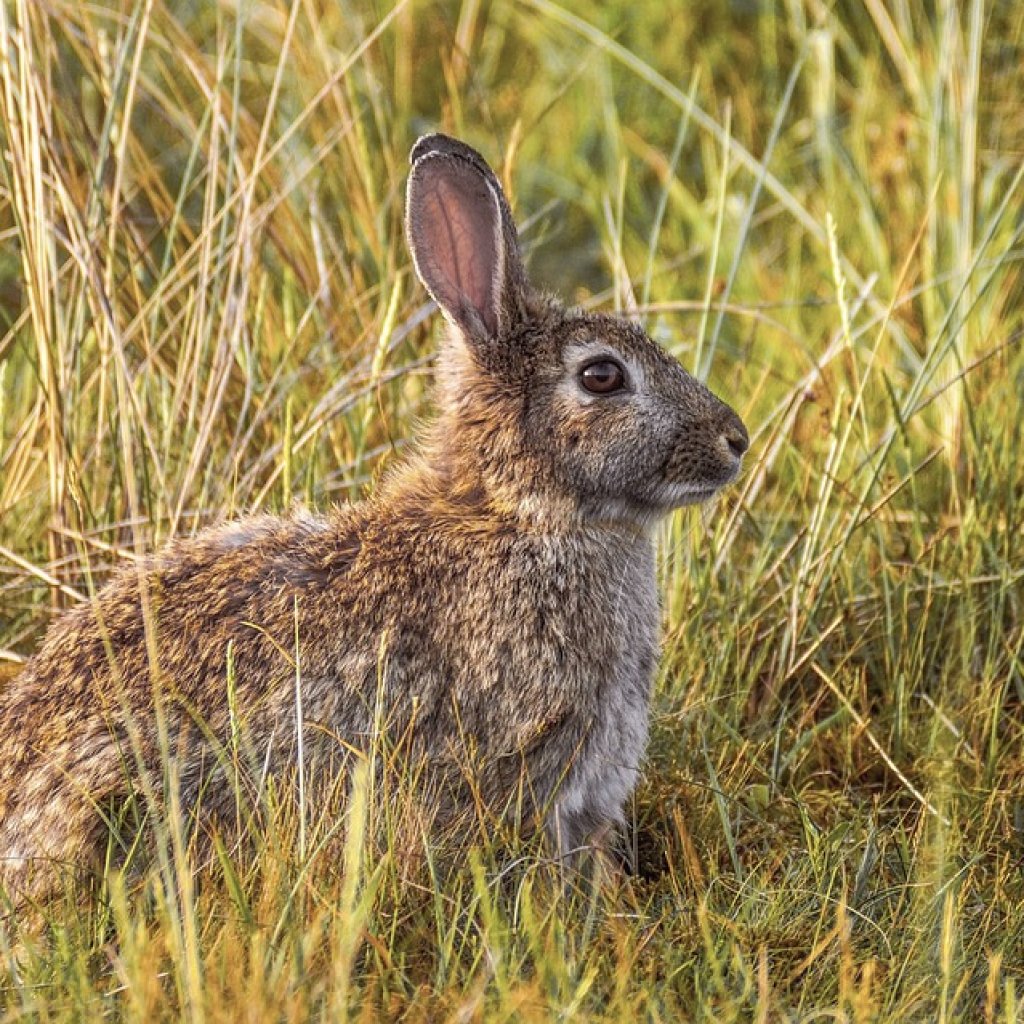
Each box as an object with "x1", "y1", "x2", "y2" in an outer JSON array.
[{"x1": 406, "y1": 133, "x2": 748, "y2": 528}]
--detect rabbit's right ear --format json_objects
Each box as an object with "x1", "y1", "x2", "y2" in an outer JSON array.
[{"x1": 406, "y1": 134, "x2": 528, "y2": 345}]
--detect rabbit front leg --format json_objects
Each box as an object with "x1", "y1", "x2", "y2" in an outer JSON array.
[{"x1": 545, "y1": 699, "x2": 648, "y2": 869}]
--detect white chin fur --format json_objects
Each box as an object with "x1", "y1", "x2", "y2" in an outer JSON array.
[
  {"x1": 653, "y1": 482, "x2": 722, "y2": 508},
  {"x1": 583, "y1": 484, "x2": 721, "y2": 529}
]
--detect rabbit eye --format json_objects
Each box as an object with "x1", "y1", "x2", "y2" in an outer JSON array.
[{"x1": 580, "y1": 359, "x2": 626, "y2": 395}]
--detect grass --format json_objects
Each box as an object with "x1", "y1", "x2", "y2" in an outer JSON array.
[{"x1": 1, "y1": 0, "x2": 1022, "y2": 1019}]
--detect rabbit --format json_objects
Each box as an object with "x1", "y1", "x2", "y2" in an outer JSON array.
[{"x1": 0, "y1": 133, "x2": 748, "y2": 909}]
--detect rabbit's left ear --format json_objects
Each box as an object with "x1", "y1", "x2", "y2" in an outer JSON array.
[{"x1": 406, "y1": 134, "x2": 528, "y2": 345}]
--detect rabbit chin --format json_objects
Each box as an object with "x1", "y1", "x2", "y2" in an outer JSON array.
[
  {"x1": 580, "y1": 482, "x2": 723, "y2": 528},
  {"x1": 650, "y1": 480, "x2": 726, "y2": 510}
]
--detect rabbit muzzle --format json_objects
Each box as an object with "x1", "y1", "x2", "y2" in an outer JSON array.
[{"x1": 652, "y1": 397, "x2": 749, "y2": 507}]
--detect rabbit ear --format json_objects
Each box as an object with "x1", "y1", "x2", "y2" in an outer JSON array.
[{"x1": 406, "y1": 134, "x2": 527, "y2": 343}]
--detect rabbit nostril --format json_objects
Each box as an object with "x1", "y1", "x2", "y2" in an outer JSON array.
[{"x1": 724, "y1": 425, "x2": 749, "y2": 459}]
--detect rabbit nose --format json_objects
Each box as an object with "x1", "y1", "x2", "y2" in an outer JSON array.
[{"x1": 721, "y1": 411, "x2": 749, "y2": 459}]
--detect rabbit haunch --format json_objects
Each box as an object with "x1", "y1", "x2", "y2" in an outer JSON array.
[{"x1": 0, "y1": 134, "x2": 747, "y2": 905}]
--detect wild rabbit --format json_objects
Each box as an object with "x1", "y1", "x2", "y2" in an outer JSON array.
[{"x1": 0, "y1": 133, "x2": 748, "y2": 908}]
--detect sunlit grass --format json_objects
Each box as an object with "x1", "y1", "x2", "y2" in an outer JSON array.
[{"x1": 1, "y1": 0, "x2": 1022, "y2": 1019}]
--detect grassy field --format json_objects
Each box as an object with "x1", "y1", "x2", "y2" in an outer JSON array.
[{"x1": 1, "y1": 0, "x2": 1023, "y2": 1019}]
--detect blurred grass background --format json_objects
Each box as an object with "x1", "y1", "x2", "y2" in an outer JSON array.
[{"x1": 0, "y1": 0, "x2": 1022, "y2": 1019}]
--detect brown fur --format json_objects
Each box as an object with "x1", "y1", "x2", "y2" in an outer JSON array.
[{"x1": 0, "y1": 135, "x2": 748, "y2": 908}]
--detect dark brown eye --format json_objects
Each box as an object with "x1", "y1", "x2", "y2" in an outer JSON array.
[{"x1": 580, "y1": 359, "x2": 626, "y2": 395}]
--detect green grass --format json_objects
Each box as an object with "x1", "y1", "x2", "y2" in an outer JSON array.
[{"x1": 1, "y1": 0, "x2": 1023, "y2": 1019}]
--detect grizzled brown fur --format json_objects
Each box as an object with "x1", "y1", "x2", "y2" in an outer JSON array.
[{"x1": 0, "y1": 135, "x2": 748, "y2": 908}]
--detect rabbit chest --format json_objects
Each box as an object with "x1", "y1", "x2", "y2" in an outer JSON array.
[
  {"x1": 436, "y1": 526, "x2": 661, "y2": 844},
  {"x1": 538, "y1": 531, "x2": 660, "y2": 842}
]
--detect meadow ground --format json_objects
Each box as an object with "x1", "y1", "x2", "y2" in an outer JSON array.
[{"x1": 0, "y1": 0, "x2": 1022, "y2": 1019}]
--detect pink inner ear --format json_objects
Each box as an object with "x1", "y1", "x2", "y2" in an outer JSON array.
[{"x1": 412, "y1": 162, "x2": 500, "y2": 337}]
